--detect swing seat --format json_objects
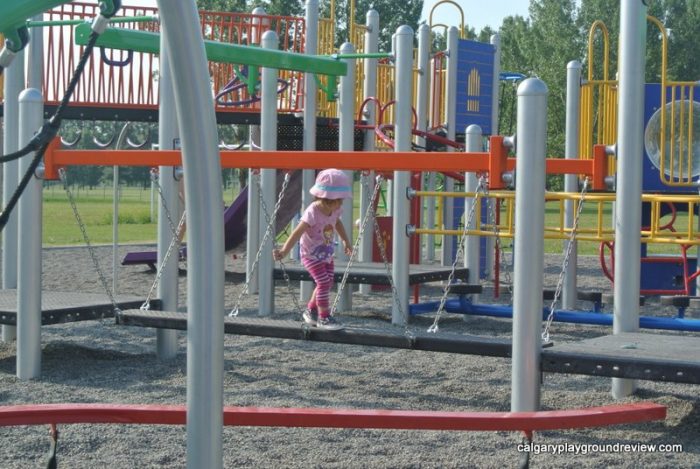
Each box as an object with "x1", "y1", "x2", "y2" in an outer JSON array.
[{"x1": 445, "y1": 284, "x2": 483, "y2": 296}]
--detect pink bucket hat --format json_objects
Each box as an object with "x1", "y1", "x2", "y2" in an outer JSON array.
[{"x1": 310, "y1": 169, "x2": 352, "y2": 199}]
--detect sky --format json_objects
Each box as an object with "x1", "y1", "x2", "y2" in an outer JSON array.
[
  {"x1": 123, "y1": 0, "x2": 532, "y2": 33},
  {"x1": 420, "y1": 0, "x2": 530, "y2": 33}
]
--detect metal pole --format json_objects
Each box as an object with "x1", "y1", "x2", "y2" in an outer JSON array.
[
  {"x1": 246, "y1": 6, "x2": 266, "y2": 296},
  {"x1": 441, "y1": 27, "x2": 458, "y2": 267},
  {"x1": 358, "y1": 9, "x2": 378, "y2": 294},
  {"x1": 613, "y1": 0, "x2": 647, "y2": 399},
  {"x1": 511, "y1": 78, "x2": 548, "y2": 412},
  {"x1": 156, "y1": 27, "x2": 180, "y2": 360},
  {"x1": 391, "y1": 25, "x2": 413, "y2": 326},
  {"x1": 156, "y1": 1, "x2": 225, "y2": 467},
  {"x1": 464, "y1": 125, "x2": 482, "y2": 304},
  {"x1": 26, "y1": 14, "x2": 43, "y2": 89},
  {"x1": 1, "y1": 49, "x2": 23, "y2": 343},
  {"x1": 337, "y1": 42, "x2": 355, "y2": 311},
  {"x1": 485, "y1": 34, "x2": 502, "y2": 279},
  {"x1": 416, "y1": 23, "x2": 430, "y2": 263},
  {"x1": 563, "y1": 60, "x2": 582, "y2": 310},
  {"x1": 301, "y1": 0, "x2": 318, "y2": 302},
  {"x1": 258, "y1": 30, "x2": 278, "y2": 315},
  {"x1": 16, "y1": 88, "x2": 44, "y2": 380}
]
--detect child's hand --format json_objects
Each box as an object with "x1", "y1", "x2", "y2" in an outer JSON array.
[
  {"x1": 342, "y1": 241, "x2": 352, "y2": 257},
  {"x1": 273, "y1": 247, "x2": 285, "y2": 261}
]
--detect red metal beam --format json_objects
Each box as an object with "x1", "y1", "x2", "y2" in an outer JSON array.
[{"x1": 0, "y1": 402, "x2": 666, "y2": 432}]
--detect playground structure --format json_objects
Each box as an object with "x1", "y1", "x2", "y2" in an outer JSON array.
[{"x1": 0, "y1": 0, "x2": 698, "y2": 467}]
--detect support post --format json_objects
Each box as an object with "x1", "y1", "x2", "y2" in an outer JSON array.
[
  {"x1": 511, "y1": 78, "x2": 548, "y2": 412},
  {"x1": 156, "y1": 1, "x2": 225, "y2": 467},
  {"x1": 245, "y1": 7, "x2": 266, "y2": 296},
  {"x1": 441, "y1": 27, "x2": 458, "y2": 266},
  {"x1": 358, "y1": 9, "x2": 379, "y2": 294},
  {"x1": 156, "y1": 27, "x2": 180, "y2": 360},
  {"x1": 613, "y1": 0, "x2": 647, "y2": 399},
  {"x1": 416, "y1": 24, "x2": 430, "y2": 262},
  {"x1": 300, "y1": 0, "x2": 319, "y2": 302},
  {"x1": 258, "y1": 30, "x2": 278, "y2": 315},
  {"x1": 464, "y1": 125, "x2": 482, "y2": 304},
  {"x1": 391, "y1": 25, "x2": 413, "y2": 326},
  {"x1": 1, "y1": 49, "x2": 23, "y2": 343},
  {"x1": 16, "y1": 88, "x2": 43, "y2": 380},
  {"x1": 563, "y1": 60, "x2": 582, "y2": 310},
  {"x1": 337, "y1": 42, "x2": 355, "y2": 311}
]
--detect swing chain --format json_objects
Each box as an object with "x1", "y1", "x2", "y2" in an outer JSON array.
[
  {"x1": 330, "y1": 173, "x2": 382, "y2": 316},
  {"x1": 486, "y1": 183, "x2": 513, "y2": 296},
  {"x1": 59, "y1": 168, "x2": 120, "y2": 316},
  {"x1": 542, "y1": 177, "x2": 589, "y2": 343},
  {"x1": 140, "y1": 210, "x2": 186, "y2": 311},
  {"x1": 229, "y1": 171, "x2": 292, "y2": 316},
  {"x1": 428, "y1": 174, "x2": 487, "y2": 333},
  {"x1": 367, "y1": 176, "x2": 409, "y2": 323},
  {"x1": 150, "y1": 168, "x2": 181, "y2": 239}
]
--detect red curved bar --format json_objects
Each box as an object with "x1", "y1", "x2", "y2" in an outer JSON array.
[{"x1": 0, "y1": 403, "x2": 665, "y2": 432}]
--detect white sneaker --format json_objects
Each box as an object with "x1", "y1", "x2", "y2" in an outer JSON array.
[
  {"x1": 316, "y1": 315, "x2": 343, "y2": 331},
  {"x1": 302, "y1": 309, "x2": 318, "y2": 326}
]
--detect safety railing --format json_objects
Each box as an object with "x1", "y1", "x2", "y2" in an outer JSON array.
[
  {"x1": 410, "y1": 190, "x2": 700, "y2": 245},
  {"x1": 579, "y1": 21, "x2": 617, "y2": 174}
]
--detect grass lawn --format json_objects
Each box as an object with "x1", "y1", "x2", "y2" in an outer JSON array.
[{"x1": 40, "y1": 183, "x2": 693, "y2": 260}]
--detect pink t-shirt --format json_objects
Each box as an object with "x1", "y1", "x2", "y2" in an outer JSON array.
[{"x1": 299, "y1": 201, "x2": 343, "y2": 263}]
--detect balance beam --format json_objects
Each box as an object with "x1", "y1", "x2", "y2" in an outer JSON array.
[{"x1": 0, "y1": 402, "x2": 666, "y2": 432}]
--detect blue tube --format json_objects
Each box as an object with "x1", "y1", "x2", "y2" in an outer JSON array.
[{"x1": 410, "y1": 299, "x2": 700, "y2": 332}]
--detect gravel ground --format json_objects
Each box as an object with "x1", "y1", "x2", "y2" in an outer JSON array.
[{"x1": 0, "y1": 245, "x2": 698, "y2": 468}]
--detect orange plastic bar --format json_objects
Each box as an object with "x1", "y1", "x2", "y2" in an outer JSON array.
[{"x1": 0, "y1": 402, "x2": 666, "y2": 432}]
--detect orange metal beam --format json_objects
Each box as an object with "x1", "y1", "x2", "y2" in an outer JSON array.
[{"x1": 43, "y1": 138, "x2": 608, "y2": 186}]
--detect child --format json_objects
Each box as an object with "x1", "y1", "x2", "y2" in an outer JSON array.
[{"x1": 273, "y1": 169, "x2": 352, "y2": 330}]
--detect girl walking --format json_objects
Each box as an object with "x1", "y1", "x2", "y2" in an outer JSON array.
[{"x1": 273, "y1": 169, "x2": 352, "y2": 330}]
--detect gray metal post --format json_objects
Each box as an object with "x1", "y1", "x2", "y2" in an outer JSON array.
[
  {"x1": 246, "y1": 6, "x2": 266, "y2": 296},
  {"x1": 391, "y1": 25, "x2": 413, "y2": 325},
  {"x1": 464, "y1": 125, "x2": 482, "y2": 304},
  {"x1": 258, "y1": 30, "x2": 278, "y2": 315},
  {"x1": 426, "y1": 49, "x2": 438, "y2": 261},
  {"x1": 16, "y1": 88, "x2": 44, "y2": 380},
  {"x1": 1, "y1": 50, "x2": 23, "y2": 343},
  {"x1": 246, "y1": 127, "x2": 260, "y2": 294},
  {"x1": 485, "y1": 34, "x2": 502, "y2": 278},
  {"x1": 563, "y1": 60, "x2": 582, "y2": 310},
  {"x1": 337, "y1": 42, "x2": 355, "y2": 311},
  {"x1": 511, "y1": 78, "x2": 548, "y2": 412},
  {"x1": 156, "y1": 28, "x2": 180, "y2": 360},
  {"x1": 301, "y1": 0, "x2": 319, "y2": 302},
  {"x1": 416, "y1": 24, "x2": 430, "y2": 262},
  {"x1": 156, "y1": 1, "x2": 225, "y2": 467},
  {"x1": 27, "y1": 15, "x2": 43, "y2": 90},
  {"x1": 612, "y1": 0, "x2": 647, "y2": 399},
  {"x1": 441, "y1": 27, "x2": 458, "y2": 266},
  {"x1": 358, "y1": 9, "x2": 379, "y2": 294}
]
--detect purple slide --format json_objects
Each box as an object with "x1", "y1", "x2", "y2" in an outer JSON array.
[{"x1": 122, "y1": 170, "x2": 302, "y2": 269}]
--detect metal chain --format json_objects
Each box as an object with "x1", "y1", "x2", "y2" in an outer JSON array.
[
  {"x1": 330, "y1": 173, "x2": 383, "y2": 316},
  {"x1": 229, "y1": 172, "x2": 292, "y2": 316},
  {"x1": 486, "y1": 185, "x2": 512, "y2": 297},
  {"x1": 542, "y1": 177, "x2": 589, "y2": 343},
  {"x1": 59, "y1": 169, "x2": 120, "y2": 316},
  {"x1": 150, "y1": 168, "x2": 181, "y2": 239},
  {"x1": 428, "y1": 174, "x2": 487, "y2": 333},
  {"x1": 140, "y1": 210, "x2": 187, "y2": 311}
]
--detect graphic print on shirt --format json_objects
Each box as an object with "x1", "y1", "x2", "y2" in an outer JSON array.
[{"x1": 311, "y1": 223, "x2": 335, "y2": 261}]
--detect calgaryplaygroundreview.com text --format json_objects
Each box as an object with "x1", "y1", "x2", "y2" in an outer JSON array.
[{"x1": 517, "y1": 442, "x2": 684, "y2": 456}]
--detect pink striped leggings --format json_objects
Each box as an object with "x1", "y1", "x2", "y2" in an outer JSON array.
[{"x1": 302, "y1": 258, "x2": 335, "y2": 315}]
